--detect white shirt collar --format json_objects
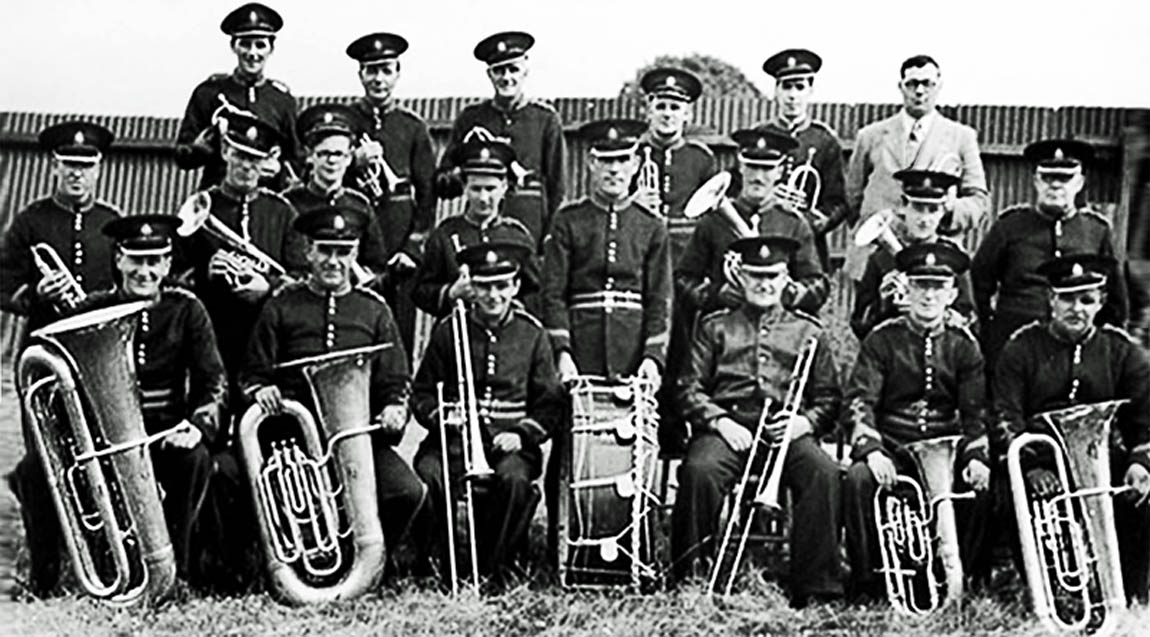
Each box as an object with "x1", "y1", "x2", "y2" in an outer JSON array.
[{"x1": 900, "y1": 108, "x2": 937, "y2": 137}]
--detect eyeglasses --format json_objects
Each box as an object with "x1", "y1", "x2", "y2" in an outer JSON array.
[
  {"x1": 315, "y1": 150, "x2": 350, "y2": 160},
  {"x1": 901, "y1": 79, "x2": 937, "y2": 91}
]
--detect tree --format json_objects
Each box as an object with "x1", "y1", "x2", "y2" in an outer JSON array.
[{"x1": 620, "y1": 53, "x2": 763, "y2": 100}]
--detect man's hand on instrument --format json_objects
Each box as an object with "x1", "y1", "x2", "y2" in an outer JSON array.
[
  {"x1": 944, "y1": 308, "x2": 969, "y2": 329},
  {"x1": 234, "y1": 270, "x2": 270, "y2": 303},
  {"x1": 1025, "y1": 467, "x2": 1061, "y2": 499},
  {"x1": 714, "y1": 417, "x2": 752, "y2": 453},
  {"x1": 879, "y1": 270, "x2": 909, "y2": 310},
  {"x1": 769, "y1": 184, "x2": 806, "y2": 215},
  {"x1": 866, "y1": 451, "x2": 898, "y2": 489},
  {"x1": 190, "y1": 127, "x2": 216, "y2": 154},
  {"x1": 762, "y1": 412, "x2": 812, "y2": 443},
  {"x1": 557, "y1": 351, "x2": 580, "y2": 384},
  {"x1": 164, "y1": 421, "x2": 204, "y2": 450},
  {"x1": 807, "y1": 207, "x2": 830, "y2": 234},
  {"x1": 962, "y1": 459, "x2": 991, "y2": 491},
  {"x1": 355, "y1": 138, "x2": 384, "y2": 166},
  {"x1": 493, "y1": 431, "x2": 522, "y2": 454},
  {"x1": 1124, "y1": 463, "x2": 1150, "y2": 506},
  {"x1": 253, "y1": 385, "x2": 284, "y2": 415},
  {"x1": 637, "y1": 358, "x2": 661, "y2": 388},
  {"x1": 634, "y1": 188, "x2": 662, "y2": 214},
  {"x1": 35, "y1": 271, "x2": 74, "y2": 304},
  {"x1": 376, "y1": 404, "x2": 408, "y2": 436}
]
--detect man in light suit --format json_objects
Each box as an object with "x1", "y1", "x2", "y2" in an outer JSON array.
[{"x1": 845, "y1": 55, "x2": 989, "y2": 280}]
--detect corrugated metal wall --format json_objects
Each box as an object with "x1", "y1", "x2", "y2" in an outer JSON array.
[{"x1": 1, "y1": 101, "x2": 1143, "y2": 361}]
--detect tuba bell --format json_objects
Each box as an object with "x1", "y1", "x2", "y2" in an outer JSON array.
[
  {"x1": 874, "y1": 435, "x2": 974, "y2": 615},
  {"x1": 1007, "y1": 400, "x2": 1130, "y2": 635},
  {"x1": 238, "y1": 344, "x2": 390, "y2": 605},
  {"x1": 17, "y1": 301, "x2": 182, "y2": 605}
]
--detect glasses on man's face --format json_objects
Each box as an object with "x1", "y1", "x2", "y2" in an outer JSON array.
[
  {"x1": 901, "y1": 79, "x2": 937, "y2": 91},
  {"x1": 315, "y1": 150, "x2": 350, "y2": 161}
]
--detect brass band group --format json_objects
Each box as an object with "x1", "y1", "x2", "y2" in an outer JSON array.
[{"x1": 3, "y1": 2, "x2": 1149, "y2": 632}]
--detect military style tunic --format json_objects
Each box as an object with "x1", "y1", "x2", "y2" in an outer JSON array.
[
  {"x1": 972, "y1": 205, "x2": 1128, "y2": 375},
  {"x1": 850, "y1": 238, "x2": 975, "y2": 340},
  {"x1": 281, "y1": 183, "x2": 388, "y2": 273},
  {"x1": 541, "y1": 194, "x2": 672, "y2": 378},
  {"x1": 0, "y1": 195, "x2": 121, "y2": 331},
  {"x1": 412, "y1": 214, "x2": 540, "y2": 318},
  {"x1": 762, "y1": 117, "x2": 849, "y2": 271},
  {"x1": 174, "y1": 71, "x2": 299, "y2": 189},
  {"x1": 635, "y1": 134, "x2": 717, "y2": 260},
  {"x1": 438, "y1": 98, "x2": 566, "y2": 248}
]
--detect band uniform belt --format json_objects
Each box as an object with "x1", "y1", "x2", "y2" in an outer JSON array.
[{"x1": 569, "y1": 290, "x2": 643, "y2": 312}]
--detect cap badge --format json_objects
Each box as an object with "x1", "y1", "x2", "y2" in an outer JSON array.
[
  {"x1": 606, "y1": 127, "x2": 619, "y2": 141},
  {"x1": 925, "y1": 252, "x2": 937, "y2": 266},
  {"x1": 1071, "y1": 263, "x2": 1084, "y2": 278},
  {"x1": 787, "y1": 56, "x2": 796, "y2": 68},
  {"x1": 922, "y1": 177, "x2": 933, "y2": 189},
  {"x1": 245, "y1": 126, "x2": 258, "y2": 141},
  {"x1": 1054, "y1": 148, "x2": 1065, "y2": 161},
  {"x1": 756, "y1": 137, "x2": 767, "y2": 149},
  {"x1": 666, "y1": 76, "x2": 676, "y2": 87},
  {"x1": 332, "y1": 215, "x2": 346, "y2": 231},
  {"x1": 373, "y1": 39, "x2": 383, "y2": 50},
  {"x1": 249, "y1": 10, "x2": 258, "y2": 24},
  {"x1": 322, "y1": 112, "x2": 333, "y2": 124},
  {"x1": 73, "y1": 131, "x2": 85, "y2": 146},
  {"x1": 478, "y1": 147, "x2": 491, "y2": 161},
  {"x1": 140, "y1": 223, "x2": 153, "y2": 237},
  {"x1": 496, "y1": 41, "x2": 507, "y2": 53},
  {"x1": 485, "y1": 250, "x2": 498, "y2": 265},
  {"x1": 759, "y1": 245, "x2": 771, "y2": 259}
]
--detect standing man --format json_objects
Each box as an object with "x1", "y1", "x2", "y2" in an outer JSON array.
[
  {"x1": 759, "y1": 49, "x2": 848, "y2": 272},
  {"x1": 174, "y1": 2, "x2": 298, "y2": 190},
  {"x1": 346, "y1": 32, "x2": 437, "y2": 357},
  {"x1": 846, "y1": 54, "x2": 989, "y2": 280},
  {"x1": 842, "y1": 242, "x2": 991, "y2": 603},
  {"x1": 413, "y1": 140, "x2": 539, "y2": 319},
  {"x1": 436, "y1": 31, "x2": 565, "y2": 251},
  {"x1": 671, "y1": 236, "x2": 842, "y2": 607},
  {"x1": 972, "y1": 138, "x2": 1127, "y2": 382},
  {"x1": 675, "y1": 128, "x2": 828, "y2": 319},
  {"x1": 992, "y1": 254, "x2": 1150, "y2": 603},
  {"x1": 240, "y1": 205, "x2": 426, "y2": 568},
  {"x1": 411, "y1": 241, "x2": 564, "y2": 584}
]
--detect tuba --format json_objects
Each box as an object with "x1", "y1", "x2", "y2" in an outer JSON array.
[
  {"x1": 31, "y1": 243, "x2": 87, "y2": 312},
  {"x1": 238, "y1": 344, "x2": 390, "y2": 605},
  {"x1": 709, "y1": 336, "x2": 818, "y2": 596},
  {"x1": 437, "y1": 294, "x2": 495, "y2": 595},
  {"x1": 176, "y1": 191, "x2": 288, "y2": 287},
  {"x1": 1007, "y1": 400, "x2": 1130, "y2": 634},
  {"x1": 17, "y1": 301, "x2": 184, "y2": 605},
  {"x1": 874, "y1": 435, "x2": 974, "y2": 615}
]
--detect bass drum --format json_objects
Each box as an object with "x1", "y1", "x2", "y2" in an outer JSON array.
[{"x1": 557, "y1": 375, "x2": 661, "y2": 590}]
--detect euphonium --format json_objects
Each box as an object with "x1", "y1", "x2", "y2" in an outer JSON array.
[
  {"x1": 31, "y1": 243, "x2": 86, "y2": 311},
  {"x1": 176, "y1": 191, "x2": 288, "y2": 286},
  {"x1": 238, "y1": 344, "x2": 390, "y2": 605},
  {"x1": 17, "y1": 301, "x2": 182, "y2": 605},
  {"x1": 1007, "y1": 400, "x2": 1130, "y2": 635},
  {"x1": 709, "y1": 336, "x2": 818, "y2": 596},
  {"x1": 874, "y1": 435, "x2": 974, "y2": 615}
]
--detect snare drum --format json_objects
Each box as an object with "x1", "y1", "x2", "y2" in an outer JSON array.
[{"x1": 558, "y1": 375, "x2": 661, "y2": 589}]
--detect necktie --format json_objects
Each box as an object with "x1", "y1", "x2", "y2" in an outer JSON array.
[{"x1": 905, "y1": 120, "x2": 923, "y2": 166}]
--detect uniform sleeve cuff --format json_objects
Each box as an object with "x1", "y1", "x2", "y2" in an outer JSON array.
[{"x1": 850, "y1": 433, "x2": 885, "y2": 463}]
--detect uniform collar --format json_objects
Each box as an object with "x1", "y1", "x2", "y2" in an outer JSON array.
[
  {"x1": 462, "y1": 209, "x2": 500, "y2": 230},
  {"x1": 903, "y1": 314, "x2": 946, "y2": 337},
  {"x1": 115, "y1": 287, "x2": 161, "y2": 306},
  {"x1": 216, "y1": 182, "x2": 258, "y2": 202},
  {"x1": 773, "y1": 113, "x2": 809, "y2": 134},
  {"x1": 740, "y1": 303, "x2": 786, "y2": 323},
  {"x1": 305, "y1": 277, "x2": 353, "y2": 298},
  {"x1": 306, "y1": 180, "x2": 343, "y2": 199},
  {"x1": 1036, "y1": 203, "x2": 1079, "y2": 222},
  {"x1": 489, "y1": 94, "x2": 527, "y2": 114},
  {"x1": 359, "y1": 96, "x2": 395, "y2": 114},
  {"x1": 52, "y1": 192, "x2": 95, "y2": 213},
  {"x1": 231, "y1": 69, "x2": 267, "y2": 88},
  {"x1": 589, "y1": 190, "x2": 633, "y2": 212},
  {"x1": 640, "y1": 130, "x2": 685, "y2": 151},
  {"x1": 468, "y1": 302, "x2": 518, "y2": 330},
  {"x1": 1047, "y1": 321, "x2": 1096, "y2": 345}
]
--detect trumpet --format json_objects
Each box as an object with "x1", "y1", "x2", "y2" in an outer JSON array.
[
  {"x1": 177, "y1": 191, "x2": 287, "y2": 288},
  {"x1": 31, "y1": 243, "x2": 86, "y2": 311},
  {"x1": 874, "y1": 436, "x2": 974, "y2": 615},
  {"x1": 356, "y1": 133, "x2": 400, "y2": 201},
  {"x1": 438, "y1": 285, "x2": 496, "y2": 595},
  {"x1": 709, "y1": 336, "x2": 818, "y2": 596},
  {"x1": 1007, "y1": 400, "x2": 1130, "y2": 635}
]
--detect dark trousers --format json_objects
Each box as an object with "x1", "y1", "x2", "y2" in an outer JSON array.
[
  {"x1": 370, "y1": 442, "x2": 428, "y2": 548},
  {"x1": 414, "y1": 437, "x2": 540, "y2": 579},
  {"x1": 670, "y1": 432, "x2": 843, "y2": 597},
  {"x1": 842, "y1": 455, "x2": 995, "y2": 601},
  {"x1": 981, "y1": 310, "x2": 1041, "y2": 393}
]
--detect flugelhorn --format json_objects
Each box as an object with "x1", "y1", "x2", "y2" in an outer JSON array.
[
  {"x1": 176, "y1": 191, "x2": 287, "y2": 287},
  {"x1": 779, "y1": 149, "x2": 827, "y2": 228},
  {"x1": 874, "y1": 435, "x2": 974, "y2": 615},
  {"x1": 356, "y1": 133, "x2": 400, "y2": 201},
  {"x1": 31, "y1": 243, "x2": 86, "y2": 311},
  {"x1": 238, "y1": 344, "x2": 391, "y2": 605},
  {"x1": 1007, "y1": 400, "x2": 1130, "y2": 635},
  {"x1": 709, "y1": 336, "x2": 818, "y2": 596},
  {"x1": 17, "y1": 301, "x2": 188, "y2": 605}
]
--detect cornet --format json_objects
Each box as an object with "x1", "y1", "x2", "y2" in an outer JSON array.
[
  {"x1": 778, "y1": 149, "x2": 827, "y2": 227},
  {"x1": 177, "y1": 191, "x2": 287, "y2": 288},
  {"x1": 854, "y1": 210, "x2": 907, "y2": 306},
  {"x1": 31, "y1": 243, "x2": 86, "y2": 311},
  {"x1": 356, "y1": 134, "x2": 400, "y2": 201}
]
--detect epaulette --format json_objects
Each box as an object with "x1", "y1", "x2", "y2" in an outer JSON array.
[
  {"x1": 341, "y1": 188, "x2": 371, "y2": 206},
  {"x1": 1082, "y1": 208, "x2": 1112, "y2": 227},
  {"x1": 809, "y1": 119, "x2": 839, "y2": 137},
  {"x1": 790, "y1": 307, "x2": 823, "y2": 327},
  {"x1": 494, "y1": 215, "x2": 533, "y2": 236},
  {"x1": 512, "y1": 307, "x2": 543, "y2": 329},
  {"x1": 256, "y1": 187, "x2": 294, "y2": 207},
  {"x1": 161, "y1": 284, "x2": 197, "y2": 299},
  {"x1": 698, "y1": 308, "x2": 732, "y2": 326},
  {"x1": 937, "y1": 235, "x2": 967, "y2": 251},
  {"x1": 96, "y1": 199, "x2": 124, "y2": 215},
  {"x1": 998, "y1": 203, "x2": 1031, "y2": 218},
  {"x1": 527, "y1": 98, "x2": 557, "y2": 112},
  {"x1": 1101, "y1": 323, "x2": 1138, "y2": 345},
  {"x1": 871, "y1": 316, "x2": 905, "y2": 334},
  {"x1": 268, "y1": 79, "x2": 291, "y2": 95},
  {"x1": 390, "y1": 104, "x2": 423, "y2": 121},
  {"x1": 354, "y1": 286, "x2": 390, "y2": 307},
  {"x1": 683, "y1": 138, "x2": 715, "y2": 157},
  {"x1": 206, "y1": 72, "x2": 230, "y2": 83},
  {"x1": 1005, "y1": 320, "x2": 1043, "y2": 344},
  {"x1": 947, "y1": 321, "x2": 979, "y2": 344},
  {"x1": 632, "y1": 200, "x2": 662, "y2": 219},
  {"x1": 270, "y1": 279, "x2": 306, "y2": 298}
]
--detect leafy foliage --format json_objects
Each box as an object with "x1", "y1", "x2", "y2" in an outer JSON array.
[{"x1": 620, "y1": 53, "x2": 763, "y2": 100}]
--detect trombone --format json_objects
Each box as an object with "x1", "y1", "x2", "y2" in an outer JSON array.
[{"x1": 709, "y1": 336, "x2": 818, "y2": 596}]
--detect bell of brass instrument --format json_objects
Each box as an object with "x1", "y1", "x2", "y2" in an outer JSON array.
[
  {"x1": 636, "y1": 146, "x2": 663, "y2": 212},
  {"x1": 855, "y1": 210, "x2": 907, "y2": 306},
  {"x1": 709, "y1": 336, "x2": 818, "y2": 596},
  {"x1": 780, "y1": 149, "x2": 825, "y2": 227},
  {"x1": 874, "y1": 435, "x2": 974, "y2": 615},
  {"x1": 31, "y1": 243, "x2": 87, "y2": 312},
  {"x1": 356, "y1": 133, "x2": 401, "y2": 201},
  {"x1": 684, "y1": 172, "x2": 758, "y2": 292},
  {"x1": 1007, "y1": 400, "x2": 1130, "y2": 635},
  {"x1": 238, "y1": 344, "x2": 389, "y2": 605},
  {"x1": 17, "y1": 301, "x2": 177, "y2": 605},
  {"x1": 176, "y1": 191, "x2": 288, "y2": 287}
]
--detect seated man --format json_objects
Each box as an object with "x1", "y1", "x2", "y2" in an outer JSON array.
[
  {"x1": 240, "y1": 205, "x2": 425, "y2": 571},
  {"x1": 12, "y1": 214, "x2": 226, "y2": 594},
  {"x1": 410, "y1": 240, "x2": 564, "y2": 584},
  {"x1": 672, "y1": 236, "x2": 842, "y2": 607},
  {"x1": 992, "y1": 254, "x2": 1150, "y2": 603},
  {"x1": 842, "y1": 242, "x2": 991, "y2": 603},
  {"x1": 850, "y1": 169, "x2": 975, "y2": 340}
]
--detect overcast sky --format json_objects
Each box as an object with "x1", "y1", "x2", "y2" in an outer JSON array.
[{"x1": 2, "y1": 0, "x2": 1148, "y2": 118}]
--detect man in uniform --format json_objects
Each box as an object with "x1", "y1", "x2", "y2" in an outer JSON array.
[
  {"x1": 282, "y1": 103, "x2": 389, "y2": 277},
  {"x1": 346, "y1": 32, "x2": 437, "y2": 357},
  {"x1": 675, "y1": 128, "x2": 828, "y2": 320},
  {"x1": 10, "y1": 215, "x2": 227, "y2": 595},
  {"x1": 851, "y1": 169, "x2": 975, "y2": 339},
  {"x1": 846, "y1": 55, "x2": 989, "y2": 280},
  {"x1": 842, "y1": 242, "x2": 991, "y2": 603},
  {"x1": 992, "y1": 254, "x2": 1150, "y2": 602},
  {"x1": 671, "y1": 236, "x2": 842, "y2": 607},
  {"x1": 435, "y1": 31, "x2": 565, "y2": 250},
  {"x1": 758, "y1": 48, "x2": 848, "y2": 272},
  {"x1": 240, "y1": 205, "x2": 426, "y2": 569},
  {"x1": 411, "y1": 240, "x2": 564, "y2": 584},
  {"x1": 176, "y1": 111, "x2": 306, "y2": 402},
  {"x1": 413, "y1": 139, "x2": 539, "y2": 319},
  {"x1": 972, "y1": 138, "x2": 1127, "y2": 385},
  {"x1": 174, "y1": 2, "x2": 298, "y2": 190}
]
